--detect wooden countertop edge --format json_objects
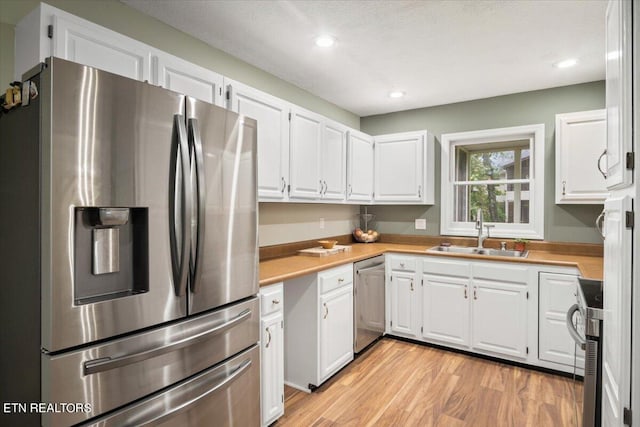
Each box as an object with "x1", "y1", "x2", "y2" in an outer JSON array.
[{"x1": 259, "y1": 243, "x2": 603, "y2": 286}]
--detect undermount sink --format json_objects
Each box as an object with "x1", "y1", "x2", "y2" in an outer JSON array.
[{"x1": 426, "y1": 245, "x2": 528, "y2": 258}]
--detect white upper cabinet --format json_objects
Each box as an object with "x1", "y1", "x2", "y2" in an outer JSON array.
[
  {"x1": 374, "y1": 131, "x2": 434, "y2": 204},
  {"x1": 321, "y1": 120, "x2": 347, "y2": 201},
  {"x1": 289, "y1": 107, "x2": 323, "y2": 200},
  {"x1": 153, "y1": 54, "x2": 224, "y2": 107},
  {"x1": 15, "y1": 4, "x2": 151, "y2": 82},
  {"x1": 347, "y1": 130, "x2": 374, "y2": 203},
  {"x1": 555, "y1": 109, "x2": 608, "y2": 204},
  {"x1": 604, "y1": 0, "x2": 633, "y2": 190},
  {"x1": 226, "y1": 80, "x2": 290, "y2": 201}
]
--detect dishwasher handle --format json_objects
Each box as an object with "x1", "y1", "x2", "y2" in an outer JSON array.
[{"x1": 356, "y1": 263, "x2": 385, "y2": 274}]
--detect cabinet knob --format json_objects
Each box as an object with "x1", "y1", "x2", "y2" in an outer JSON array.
[
  {"x1": 473, "y1": 286, "x2": 478, "y2": 300},
  {"x1": 410, "y1": 280, "x2": 414, "y2": 291},
  {"x1": 338, "y1": 278, "x2": 344, "y2": 283},
  {"x1": 272, "y1": 299, "x2": 280, "y2": 305},
  {"x1": 323, "y1": 302, "x2": 329, "y2": 319},
  {"x1": 464, "y1": 285, "x2": 468, "y2": 299}
]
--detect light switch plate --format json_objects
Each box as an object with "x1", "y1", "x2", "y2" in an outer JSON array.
[{"x1": 415, "y1": 218, "x2": 427, "y2": 230}]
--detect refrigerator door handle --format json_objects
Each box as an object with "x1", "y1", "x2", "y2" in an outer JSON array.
[
  {"x1": 83, "y1": 308, "x2": 253, "y2": 375},
  {"x1": 188, "y1": 118, "x2": 206, "y2": 293},
  {"x1": 169, "y1": 114, "x2": 192, "y2": 297}
]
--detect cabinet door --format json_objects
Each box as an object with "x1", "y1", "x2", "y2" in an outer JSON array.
[
  {"x1": 604, "y1": 0, "x2": 633, "y2": 190},
  {"x1": 347, "y1": 130, "x2": 374, "y2": 202},
  {"x1": 261, "y1": 313, "x2": 284, "y2": 427},
  {"x1": 601, "y1": 195, "x2": 632, "y2": 426},
  {"x1": 228, "y1": 81, "x2": 290, "y2": 201},
  {"x1": 374, "y1": 132, "x2": 424, "y2": 203},
  {"x1": 389, "y1": 272, "x2": 420, "y2": 338},
  {"x1": 154, "y1": 53, "x2": 224, "y2": 107},
  {"x1": 538, "y1": 273, "x2": 584, "y2": 368},
  {"x1": 52, "y1": 14, "x2": 150, "y2": 82},
  {"x1": 319, "y1": 286, "x2": 354, "y2": 382},
  {"x1": 422, "y1": 274, "x2": 470, "y2": 347},
  {"x1": 471, "y1": 279, "x2": 528, "y2": 359},
  {"x1": 322, "y1": 121, "x2": 347, "y2": 201},
  {"x1": 555, "y1": 110, "x2": 608, "y2": 204},
  {"x1": 289, "y1": 108, "x2": 322, "y2": 200}
]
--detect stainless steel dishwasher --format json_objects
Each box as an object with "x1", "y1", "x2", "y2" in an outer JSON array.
[{"x1": 354, "y1": 255, "x2": 386, "y2": 353}]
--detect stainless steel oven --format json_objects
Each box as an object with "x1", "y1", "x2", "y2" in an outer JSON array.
[{"x1": 566, "y1": 278, "x2": 603, "y2": 427}]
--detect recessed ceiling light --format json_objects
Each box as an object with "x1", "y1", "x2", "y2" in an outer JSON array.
[
  {"x1": 315, "y1": 36, "x2": 335, "y2": 48},
  {"x1": 554, "y1": 58, "x2": 578, "y2": 69},
  {"x1": 389, "y1": 91, "x2": 405, "y2": 98}
]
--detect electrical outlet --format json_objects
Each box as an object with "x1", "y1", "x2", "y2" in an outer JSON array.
[
  {"x1": 415, "y1": 218, "x2": 427, "y2": 230},
  {"x1": 319, "y1": 218, "x2": 325, "y2": 229}
]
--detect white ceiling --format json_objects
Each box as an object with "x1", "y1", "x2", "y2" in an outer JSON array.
[{"x1": 122, "y1": 0, "x2": 607, "y2": 117}]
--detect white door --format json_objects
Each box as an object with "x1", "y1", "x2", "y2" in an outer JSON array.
[
  {"x1": 154, "y1": 53, "x2": 224, "y2": 107},
  {"x1": 52, "y1": 15, "x2": 150, "y2": 82},
  {"x1": 289, "y1": 108, "x2": 322, "y2": 200},
  {"x1": 319, "y1": 286, "x2": 354, "y2": 382},
  {"x1": 538, "y1": 273, "x2": 585, "y2": 368},
  {"x1": 555, "y1": 110, "x2": 608, "y2": 204},
  {"x1": 601, "y1": 195, "x2": 632, "y2": 426},
  {"x1": 605, "y1": 0, "x2": 633, "y2": 190},
  {"x1": 322, "y1": 121, "x2": 347, "y2": 201},
  {"x1": 227, "y1": 81, "x2": 290, "y2": 201},
  {"x1": 374, "y1": 132, "x2": 424, "y2": 202},
  {"x1": 422, "y1": 274, "x2": 470, "y2": 347},
  {"x1": 389, "y1": 272, "x2": 420, "y2": 338},
  {"x1": 347, "y1": 130, "x2": 374, "y2": 202},
  {"x1": 261, "y1": 313, "x2": 284, "y2": 427},
  {"x1": 471, "y1": 280, "x2": 528, "y2": 359}
]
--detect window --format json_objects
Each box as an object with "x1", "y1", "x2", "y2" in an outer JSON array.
[{"x1": 441, "y1": 124, "x2": 545, "y2": 239}]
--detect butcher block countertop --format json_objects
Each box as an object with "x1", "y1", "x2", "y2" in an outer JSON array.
[{"x1": 259, "y1": 240, "x2": 603, "y2": 286}]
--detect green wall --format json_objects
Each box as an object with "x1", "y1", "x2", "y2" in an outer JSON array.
[
  {"x1": 0, "y1": 0, "x2": 359, "y2": 128},
  {"x1": 361, "y1": 81, "x2": 606, "y2": 244}
]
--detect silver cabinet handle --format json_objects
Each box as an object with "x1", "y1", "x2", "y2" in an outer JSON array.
[
  {"x1": 597, "y1": 149, "x2": 608, "y2": 179},
  {"x1": 323, "y1": 303, "x2": 328, "y2": 319},
  {"x1": 566, "y1": 304, "x2": 586, "y2": 350},
  {"x1": 338, "y1": 278, "x2": 344, "y2": 283},
  {"x1": 562, "y1": 180, "x2": 566, "y2": 196},
  {"x1": 410, "y1": 280, "x2": 414, "y2": 291},
  {"x1": 319, "y1": 179, "x2": 323, "y2": 195},
  {"x1": 272, "y1": 299, "x2": 280, "y2": 305},
  {"x1": 418, "y1": 185, "x2": 422, "y2": 198},
  {"x1": 596, "y1": 209, "x2": 605, "y2": 240},
  {"x1": 348, "y1": 184, "x2": 353, "y2": 196},
  {"x1": 83, "y1": 309, "x2": 252, "y2": 375},
  {"x1": 473, "y1": 286, "x2": 477, "y2": 300},
  {"x1": 280, "y1": 177, "x2": 286, "y2": 193},
  {"x1": 323, "y1": 180, "x2": 328, "y2": 195},
  {"x1": 265, "y1": 326, "x2": 272, "y2": 348},
  {"x1": 464, "y1": 285, "x2": 468, "y2": 299}
]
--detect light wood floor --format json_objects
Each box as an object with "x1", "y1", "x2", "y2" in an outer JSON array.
[{"x1": 278, "y1": 338, "x2": 583, "y2": 427}]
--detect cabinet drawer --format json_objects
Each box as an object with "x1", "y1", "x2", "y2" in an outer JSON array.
[
  {"x1": 389, "y1": 256, "x2": 416, "y2": 272},
  {"x1": 260, "y1": 283, "x2": 284, "y2": 316},
  {"x1": 319, "y1": 264, "x2": 354, "y2": 294}
]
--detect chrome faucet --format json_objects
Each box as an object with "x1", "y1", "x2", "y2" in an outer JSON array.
[{"x1": 475, "y1": 209, "x2": 494, "y2": 248}]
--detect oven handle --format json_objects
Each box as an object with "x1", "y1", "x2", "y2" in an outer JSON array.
[{"x1": 566, "y1": 303, "x2": 586, "y2": 350}]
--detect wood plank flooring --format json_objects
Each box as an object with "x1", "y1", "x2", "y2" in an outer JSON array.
[{"x1": 278, "y1": 338, "x2": 583, "y2": 426}]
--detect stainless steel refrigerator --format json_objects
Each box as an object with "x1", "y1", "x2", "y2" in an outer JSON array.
[{"x1": 0, "y1": 57, "x2": 260, "y2": 426}]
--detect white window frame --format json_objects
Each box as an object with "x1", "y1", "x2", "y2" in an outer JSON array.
[{"x1": 440, "y1": 124, "x2": 545, "y2": 240}]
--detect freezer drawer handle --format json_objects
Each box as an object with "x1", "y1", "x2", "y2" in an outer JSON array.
[
  {"x1": 83, "y1": 309, "x2": 252, "y2": 375},
  {"x1": 132, "y1": 358, "x2": 252, "y2": 426},
  {"x1": 566, "y1": 303, "x2": 586, "y2": 351}
]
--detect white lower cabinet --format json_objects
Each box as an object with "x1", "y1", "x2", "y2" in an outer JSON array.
[
  {"x1": 538, "y1": 273, "x2": 585, "y2": 368},
  {"x1": 284, "y1": 264, "x2": 354, "y2": 391},
  {"x1": 259, "y1": 283, "x2": 284, "y2": 427},
  {"x1": 385, "y1": 254, "x2": 581, "y2": 372}
]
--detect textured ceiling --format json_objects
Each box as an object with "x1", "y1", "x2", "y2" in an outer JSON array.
[{"x1": 123, "y1": 0, "x2": 606, "y2": 117}]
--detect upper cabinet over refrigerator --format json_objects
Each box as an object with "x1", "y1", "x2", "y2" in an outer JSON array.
[{"x1": 604, "y1": 0, "x2": 634, "y2": 190}]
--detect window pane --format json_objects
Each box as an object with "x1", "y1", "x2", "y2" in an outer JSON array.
[
  {"x1": 454, "y1": 184, "x2": 530, "y2": 224},
  {"x1": 455, "y1": 146, "x2": 530, "y2": 182}
]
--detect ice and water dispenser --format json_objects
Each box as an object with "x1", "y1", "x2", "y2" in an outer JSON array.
[{"x1": 74, "y1": 207, "x2": 149, "y2": 305}]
